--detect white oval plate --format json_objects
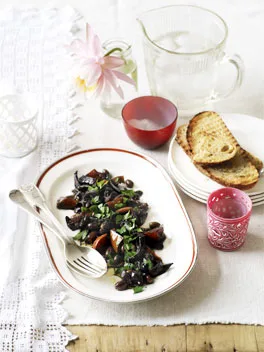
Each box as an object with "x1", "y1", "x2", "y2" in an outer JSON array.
[
  {"x1": 36, "y1": 148, "x2": 198, "y2": 303},
  {"x1": 169, "y1": 113, "x2": 264, "y2": 196},
  {"x1": 169, "y1": 160, "x2": 264, "y2": 207}
]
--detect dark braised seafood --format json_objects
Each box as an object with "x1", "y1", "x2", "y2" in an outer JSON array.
[{"x1": 57, "y1": 169, "x2": 173, "y2": 293}]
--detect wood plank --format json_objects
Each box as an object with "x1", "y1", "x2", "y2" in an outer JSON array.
[
  {"x1": 66, "y1": 325, "x2": 186, "y2": 352},
  {"x1": 254, "y1": 326, "x2": 264, "y2": 352},
  {"x1": 186, "y1": 325, "x2": 259, "y2": 352},
  {"x1": 66, "y1": 325, "x2": 264, "y2": 352}
]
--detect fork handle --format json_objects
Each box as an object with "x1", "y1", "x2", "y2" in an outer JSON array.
[
  {"x1": 40, "y1": 205, "x2": 74, "y2": 245},
  {"x1": 9, "y1": 190, "x2": 68, "y2": 246},
  {"x1": 20, "y1": 184, "x2": 73, "y2": 244}
]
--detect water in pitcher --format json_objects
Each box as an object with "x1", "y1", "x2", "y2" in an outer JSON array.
[{"x1": 146, "y1": 31, "x2": 218, "y2": 111}]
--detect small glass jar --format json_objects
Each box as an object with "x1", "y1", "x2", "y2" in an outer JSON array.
[
  {"x1": 0, "y1": 93, "x2": 38, "y2": 158},
  {"x1": 100, "y1": 38, "x2": 137, "y2": 119}
]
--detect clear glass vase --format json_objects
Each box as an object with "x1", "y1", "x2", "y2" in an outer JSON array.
[{"x1": 100, "y1": 38, "x2": 137, "y2": 119}]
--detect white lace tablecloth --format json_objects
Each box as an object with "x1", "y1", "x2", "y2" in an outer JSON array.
[
  {"x1": 0, "y1": 6, "x2": 80, "y2": 351},
  {"x1": 1, "y1": 0, "x2": 264, "y2": 350}
]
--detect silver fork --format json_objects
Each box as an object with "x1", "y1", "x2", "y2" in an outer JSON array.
[
  {"x1": 9, "y1": 188, "x2": 107, "y2": 278},
  {"x1": 19, "y1": 184, "x2": 72, "y2": 243}
]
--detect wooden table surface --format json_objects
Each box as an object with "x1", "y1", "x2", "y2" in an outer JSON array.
[{"x1": 66, "y1": 325, "x2": 264, "y2": 351}]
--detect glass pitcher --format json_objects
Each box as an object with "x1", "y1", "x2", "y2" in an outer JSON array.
[{"x1": 138, "y1": 5, "x2": 244, "y2": 115}]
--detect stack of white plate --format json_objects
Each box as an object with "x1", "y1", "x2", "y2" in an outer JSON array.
[{"x1": 168, "y1": 113, "x2": 264, "y2": 206}]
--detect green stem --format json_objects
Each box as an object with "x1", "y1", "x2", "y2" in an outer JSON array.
[{"x1": 104, "y1": 47, "x2": 123, "y2": 56}]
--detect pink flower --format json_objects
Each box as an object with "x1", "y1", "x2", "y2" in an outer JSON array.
[{"x1": 68, "y1": 24, "x2": 136, "y2": 99}]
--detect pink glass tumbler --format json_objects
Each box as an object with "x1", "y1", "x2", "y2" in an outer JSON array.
[{"x1": 207, "y1": 187, "x2": 252, "y2": 251}]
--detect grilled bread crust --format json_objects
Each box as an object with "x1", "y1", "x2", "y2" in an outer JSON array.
[
  {"x1": 186, "y1": 111, "x2": 238, "y2": 165},
  {"x1": 176, "y1": 124, "x2": 259, "y2": 190}
]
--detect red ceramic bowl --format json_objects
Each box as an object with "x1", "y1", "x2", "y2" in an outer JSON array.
[{"x1": 122, "y1": 96, "x2": 178, "y2": 149}]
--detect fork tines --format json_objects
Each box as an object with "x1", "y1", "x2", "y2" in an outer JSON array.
[{"x1": 73, "y1": 256, "x2": 104, "y2": 274}]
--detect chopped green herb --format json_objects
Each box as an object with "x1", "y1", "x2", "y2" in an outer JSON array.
[
  {"x1": 123, "y1": 211, "x2": 132, "y2": 220},
  {"x1": 96, "y1": 203, "x2": 112, "y2": 218},
  {"x1": 114, "y1": 202, "x2": 125, "y2": 209},
  {"x1": 116, "y1": 226, "x2": 127, "y2": 235},
  {"x1": 107, "y1": 257, "x2": 115, "y2": 266},
  {"x1": 124, "y1": 234, "x2": 138, "y2": 243},
  {"x1": 82, "y1": 231, "x2": 88, "y2": 240},
  {"x1": 81, "y1": 206, "x2": 89, "y2": 212},
  {"x1": 133, "y1": 286, "x2": 144, "y2": 294},
  {"x1": 124, "y1": 218, "x2": 136, "y2": 231},
  {"x1": 123, "y1": 262, "x2": 134, "y2": 270},
  {"x1": 88, "y1": 185, "x2": 98, "y2": 191},
  {"x1": 106, "y1": 251, "x2": 115, "y2": 266},
  {"x1": 95, "y1": 213, "x2": 103, "y2": 219},
  {"x1": 73, "y1": 232, "x2": 83, "y2": 240},
  {"x1": 98, "y1": 203, "x2": 104, "y2": 211},
  {"x1": 121, "y1": 189, "x2": 135, "y2": 197},
  {"x1": 73, "y1": 229, "x2": 87, "y2": 241},
  {"x1": 91, "y1": 195, "x2": 100, "y2": 204},
  {"x1": 115, "y1": 214, "x2": 123, "y2": 224},
  {"x1": 143, "y1": 258, "x2": 153, "y2": 269},
  {"x1": 89, "y1": 205, "x2": 99, "y2": 212},
  {"x1": 97, "y1": 179, "x2": 108, "y2": 189},
  {"x1": 114, "y1": 267, "x2": 124, "y2": 275},
  {"x1": 124, "y1": 243, "x2": 132, "y2": 251},
  {"x1": 129, "y1": 250, "x2": 137, "y2": 257},
  {"x1": 124, "y1": 250, "x2": 137, "y2": 261}
]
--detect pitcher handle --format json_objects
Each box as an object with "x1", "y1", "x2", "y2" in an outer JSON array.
[{"x1": 211, "y1": 53, "x2": 244, "y2": 101}]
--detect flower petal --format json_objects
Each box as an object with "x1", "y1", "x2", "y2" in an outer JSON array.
[
  {"x1": 103, "y1": 69, "x2": 124, "y2": 99},
  {"x1": 82, "y1": 57, "x2": 97, "y2": 65},
  {"x1": 86, "y1": 24, "x2": 102, "y2": 57},
  {"x1": 113, "y1": 70, "x2": 136, "y2": 87},
  {"x1": 94, "y1": 75, "x2": 105, "y2": 98},
  {"x1": 84, "y1": 64, "x2": 102, "y2": 87},
  {"x1": 78, "y1": 63, "x2": 95, "y2": 79},
  {"x1": 103, "y1": 56, "x2": 124, "y2": 69},
  {"x1": 67, "y1": 39, "x2": 90, "y2": 58}
]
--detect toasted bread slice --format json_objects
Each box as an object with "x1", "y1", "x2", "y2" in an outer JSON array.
[
  {"x1": 176, "y1": 125, "x2": 211, "y2": 178},
  {"x1": 206, "y1": 149, "x2": 259, "y2": 189},
  {"x1": 177, "y1": 124, "x2": 262, "y2": 174},
  {"x1": 187, "y1": 111, "x2": 238, "y2": 165},
  {"x1": 176, "y1": 124, "x2": 259, "y2": 190},
  {"x1": 176, "y1": 125, "x2": 191, "y2": 155},
  {"x1": 241, "y1": 149, "x2": 263, "y2": 172}
]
